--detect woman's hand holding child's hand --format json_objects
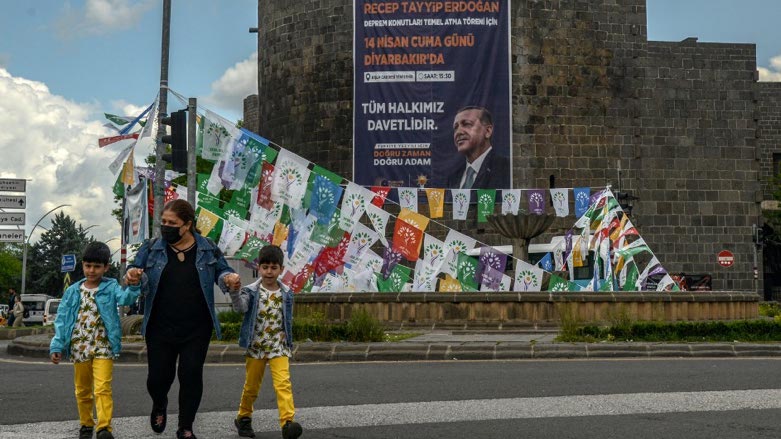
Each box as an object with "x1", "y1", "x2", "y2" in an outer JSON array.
[
  {"x1": 125, "y1": 268, "x2": 144, "y2": 286},
  {"x1": 225, "y1": 273, "x2": 241, "y2": 291}
]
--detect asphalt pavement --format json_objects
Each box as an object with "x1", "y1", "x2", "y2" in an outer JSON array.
[{"x1": 9, "y1": 329, "x2": 781, "y2": 363}]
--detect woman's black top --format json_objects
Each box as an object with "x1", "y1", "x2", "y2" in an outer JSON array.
[{"x1": 147, "y1": 243, "x2": 212, "y2": 341}]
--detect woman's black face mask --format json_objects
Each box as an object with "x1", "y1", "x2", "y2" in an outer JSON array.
[{"x1": 160, "y1": 225, "x2": 183, "y2": 244}]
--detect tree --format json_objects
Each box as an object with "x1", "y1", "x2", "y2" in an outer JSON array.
[
  {"x1": 25, "y1": 213, "x2": 119, "y2": 297},
  {"x1": 0, "y1": 243, "x2": 22, "y2": 304}
]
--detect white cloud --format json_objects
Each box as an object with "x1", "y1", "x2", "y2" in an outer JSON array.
[
  {"x1": 758, "y1": 55, "x2": 781, "y2": 82},
  {"x1": 0, "y1": 68, "x2": 126, "y2": 253},
  {"x1": 203, "y1": 52, "x2": 258, "y2": 119},
  {"x1": 57, "y1": 0, "x2": 155, "y2": 38}
]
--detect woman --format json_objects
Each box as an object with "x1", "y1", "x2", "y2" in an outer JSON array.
[
  {"x1": 11, "y1": 295, "x2": 24, "y2": 327},
  {"x1": 125, "y1": 199, "x2": 241, "y2": 439}
]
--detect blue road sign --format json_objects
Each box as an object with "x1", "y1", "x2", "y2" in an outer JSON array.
[{"x1": 61, "y1": 254, "x2": 76, "y2": 273}]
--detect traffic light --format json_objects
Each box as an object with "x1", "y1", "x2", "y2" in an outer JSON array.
[{"x1": 160, "y1": 109, "x2": 187, "y2": 173}]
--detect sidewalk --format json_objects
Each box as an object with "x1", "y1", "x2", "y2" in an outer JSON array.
[{"x1": 9, "y1": 330, "x2": 781, "y2": 362}]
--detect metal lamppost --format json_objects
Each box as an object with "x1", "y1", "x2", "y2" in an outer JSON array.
[{"x1": 21, "y1": 204, "x2": 70, "y2": 295}]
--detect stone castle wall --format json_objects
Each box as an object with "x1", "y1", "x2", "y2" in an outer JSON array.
[{"x1": 245, "y1": 0, "x2": 780, "y2": 291}]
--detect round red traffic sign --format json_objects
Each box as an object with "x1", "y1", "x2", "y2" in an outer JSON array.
[{"x1": 717, "y1": 250, "x2": 734, "y2": 268}]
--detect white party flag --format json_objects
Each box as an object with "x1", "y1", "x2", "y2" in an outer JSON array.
[
  {"x1": 397, "y1": 187, "x2": 418, "y2": 212},
  {"x1": 422, "y1": 234, "x2": 447, "y2": 273},
  {"x1": 451, "y1": 189, "x2": 471, "y2": 220},
  {"x1": 412, "y1": 259, "x2": 439, "y2": 291},
  {"x1": 549, "y1": 188, "x2": 570, "y2": 217},
  {"x1": 339, "y1": 182, "x2": 373, "y2": 231},
  {"x1": 513, "y1": 259, "x2": 543, "y2": 292},
  {"x1": 271, "y1": 149, "x2": 311, "y2": 209},
  {"x1": 365, "y1": 203, "x2": 390, "y2": 247},
  {"x1": 501, "y1": 189, "x2": 522, "y2": 215},
  {"x1": 343, "y1": 222, "x2": 379, "y2": 265},
  {"x1": 441, "y1": 230, "x2": 477, "y2": 277}
]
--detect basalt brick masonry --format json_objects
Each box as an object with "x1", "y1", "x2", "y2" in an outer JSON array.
[{"x1": 243, "y1": 0, "x2": 781, "y2": 293}]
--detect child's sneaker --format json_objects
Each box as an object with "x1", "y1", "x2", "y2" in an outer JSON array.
[
  {"x1": 79, "y1": 425, "x2": 94, "y2": 439},
  {"x1": 96, "y1": 428, "x2": 114, "y2": 439},
  {"x1": 234, "y1": 417, "x2": 255, "y2": 438},
  {"x1": 282, "y1": 420, "x2": 302, "y2": 439}
]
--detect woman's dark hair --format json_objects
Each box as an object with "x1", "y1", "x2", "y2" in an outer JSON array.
[
  {"x1": 82, "y1": 241, "x2": 111, "y2": 265},
  {"x1": 163, "y1": 199, "x2": 198, "y2": 233},
  {"x1": 258, "y1": 245, "x2": 284, "y2": 266}
]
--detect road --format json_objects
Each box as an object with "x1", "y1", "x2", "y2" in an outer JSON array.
[{"x1": 1, "y1": 345, "x2": 781, "y2": 438}]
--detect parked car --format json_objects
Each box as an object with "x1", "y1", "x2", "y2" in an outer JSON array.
[
  {"x1": 43, "y1": 299, "x2": 61, "y2": 326},
  {"x1": 21, "y1": 294, "x2": 56, "y2": 325}
]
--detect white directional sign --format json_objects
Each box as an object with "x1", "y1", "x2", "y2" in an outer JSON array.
[
  {"x1": 0, "y1": 230, "x2": 24, "y2": 243},
  {"x1": 0, "y1": 195, "x2": 25, "y2": 209},
  {"x1": 0, "y1": 179, "x2": 26, "y2": 192},
  {"x1": 0, "y1": 212, "x2": 24, "y2": 225}
]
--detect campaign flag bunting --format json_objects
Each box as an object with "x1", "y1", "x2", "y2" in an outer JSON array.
[
  {"x1": 537, "y1": 252, "x2": 554, "y2": 272},
  {"x1": 376, "y1": 263, "x2": 411, "y2": 292},
  {"x1": 479, "y1": 265, "x2": 504, "y2": 291},
  {"x1": 365, "y1": 203, "x2": 390, "y2": 247},
  {"x1": 195, "y1": 207, "x2": 222, "y2": 241},
  {"x1": 501, "y1": 189, "x2": 522, "y2": 215},
  {"x1": 392, "y1": 218, "x2": 424, "y2": 262},
  {"x1": 104, "y1": 113, "x2": 133, "y2": 126},
  {"x1": 398, "y1": 187, "x2": 418, "y2": 212},
  {"x1": 476, "y1": 189, "x2": 496, "y2": 223},
  {"x1": 513, "y1": 259, "x2": 543, "y2": 292},
  {"x1": 451, "y1": 189, "x2": 471, "y2": 220},
  {"x1": 422, "y1": 234, "x2": 446, "y2": 272},
  {"x1": 310, "y1": 175, "x2": 343, "y2": 225},
  {"x1": 477, "y1": 245, "x2": 508, "y2": 283},
  {"x1": 438, "y1": 274, "x2": 462, "y2": 293},
  {"x1": 201, "y1": 110, "x2": 238, "y2": 161},
  {"x1": 272, "y1": 222, "x2": 288, "y2": 247},
  {"x1": 281, "y1": 263, "x2": 314, "y2": 293},
  {"x1": 413, "y1": 260, "x2": 439, "y2": 291},
  {"x1": 398, "y1": 208, "x2": 430, "y2": 233},
  {"x1": 343, "y1": 222, "x2": 379, "y2": 266},
  {"x1": 574, "y1": 187, "x2": 591, "y2": 218},
  {"x1": 313, "y1": 231, "x2": 351, "y2": 276},
  {"x1": 234, "y1": 236, "x2": 268, "y2": 264},
  {"x1": 310, "y1": 213, "x2": 345, "y2": 246},
  {"x1": 357, "y1": 250, "x2": 384, "y2": 275},
  {"x1": 218, "y1": 220, "x2": 246, "y2": 256},
  {"x1": 424, "y1": 188, "x2": 445, "y2": 218},
  {"x1": 370, "y1": 186, "x2": 391, "y2": 207},
  {"x1": 257, "y1": 162, "x2": 276, "y2": 209},
  {"x1": 339, "y1": 182, "x2": 372, "y2": 231},
  {"x1": 248, "y1": 201, "x2": 282, "y2": 240},
  {"x1": 456, "y1": 252, "x2": 479, "y2": 290},
  {"x1": 124, "y1": 180, "x2": 148, "y2": 245},
  {"x1": 381, "y1": 247, "x2": 404, "y2": 280},
  {"x1": 442, "y1": 230, "x2": 477, "y2": 277},
  {"x1": 548, "y1": 274, "x2": 569, "y2": 292},
  {"x1": 550, "y1": 188, "x2": 569, "y2": 217},
  {"x1": 271, "y1": 149, "x2": 311, "y2": 209},
  {"x1": 527, "y1": 189, "x2": 545, "y2": 215}
]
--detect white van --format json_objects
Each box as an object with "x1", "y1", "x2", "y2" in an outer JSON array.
[
  {"x1": 21, "y1": 294, "x2": 56, "y2": 325},
  {"x1": 43, "y1": 299, "x2": 61, "y2": 326}
]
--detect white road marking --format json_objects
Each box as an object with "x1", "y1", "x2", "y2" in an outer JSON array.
[{"x1": 2, "y1": 389, "x2": 781, "y2": 438}]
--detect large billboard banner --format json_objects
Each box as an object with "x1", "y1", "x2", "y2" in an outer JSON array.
[{"x1": 354, "y1": 0, "x2": 511, "y2": 189}]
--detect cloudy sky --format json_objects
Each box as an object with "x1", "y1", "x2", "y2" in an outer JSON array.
[{"x1": 0, "y1": 0, "x2": 779, "y2": 256}]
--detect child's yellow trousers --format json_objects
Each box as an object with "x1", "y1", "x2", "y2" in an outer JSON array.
[
  {"x1": 73, "y1": 358, "x2": 114, "y2": 432},
  {"x1": 237, "y1": 356, "x2": 296, "y2": 427}
]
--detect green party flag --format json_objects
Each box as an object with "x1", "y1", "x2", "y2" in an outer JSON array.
[
  {"x1": 234, "y1": 236, "x2": 268, "y2": 262},
  {"x1": 599, "y1": 277, "x2": 614, "y2": 292},
  {"x1": 568, "y1": 281, "x2": 582, "y2": 292},
  {"x1": 623, "y1": 262, "x2": 639, "y2": 291},
  {"x1": 231, "y1": 188, "x2": 252, "y2": 208},
  {"x1": 459, "y1": 281, "x2": 478, "y2": 292},
  {"x1": 456, "y1": 252, "x2": 478, "y2": 290},
  {"x1": 241, "y1": 136, "x2": 268, "y2": 190},
  {"x1": 262, "y1": 146, "x2": 278, "y2": 165},
  {"x1": 223, "y1": 200, "x2": 249, "y2": 223},
  {"x1": 301, "y1": 275, "x2": 314, "y2": 293},
  {"x1": 476, "y1": 189, "x2": 496, "y2": 223},
  {"x1": 197, "y1": 191, "x2": 222, "y2": 212},
  {"x1": 113, "y1": 173, "x2": 124, "y2": 198},
  {"x1": 104, "y1": 113, "x2": 131, "y2": 126},
  {"x1": 376, "y1": 264, "x2": 411, "y2": 292},
  {"x1": 196, "y1": 114, "x2": 204, "y2": 157},
  {"x1": 547, "y1": 274, "x2": 569, "y2": 292},
  {"x1": 311, "y1": 213, "x2": 344, "y2": 246},
  {"x1": 278, "y1": 204, "x2": 291, "y2": 225},
  {"x1": 197, "y1": 173, "x2": 210, "y2": 193}
]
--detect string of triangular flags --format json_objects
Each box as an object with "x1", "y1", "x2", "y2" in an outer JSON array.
[{"x1": 105, "y1": 90, "x2": 675, "y2": 293}]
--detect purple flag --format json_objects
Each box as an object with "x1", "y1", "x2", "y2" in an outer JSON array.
[
  {"x1": 527, "y1": 189, "x2": 545, "y2": 215},
  {"x1": 477, "y1": 246, "x2": 508, "y2": 281},
  {"x1": 564, "y1": 229, "x2": 574, "y2": 261},
  {"x1": 480, "y1": 265, "x2": 503, "y2": 290},
  {"x1": 641, "y1": 264, "x2": 668, "y2": 290},
  {"x1": 381, "y1": 247, "x2": 403, "y2": 280}
]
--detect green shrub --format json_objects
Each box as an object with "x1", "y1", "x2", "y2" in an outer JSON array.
[
  {"x1": 217, "y1": 322, "x2": 241, "y2": 341},
  {"x1": 218, "y1": 310, "x2": 243, "y2": 324},
  {"x1": 345, "y1": 309, "x2": 385, "y2": 342},
  {"x1": 760, "y1": 302, "x2": 781, "y2": 318},
  {"x1": 560, "y1": 319, "x2": 781, "y2": 342}
]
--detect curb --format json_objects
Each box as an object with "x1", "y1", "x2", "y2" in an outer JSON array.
[{"x1": 9, "y1": 335, "x2": 781, "y2": 362}]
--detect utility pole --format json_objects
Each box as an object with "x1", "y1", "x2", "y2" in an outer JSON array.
[
  {"x1": 153, "y1": 0, "x2": 171, "y2": 237},
  {"x1": 187, "y1": 97, "x2": 197, "y2": 206}
]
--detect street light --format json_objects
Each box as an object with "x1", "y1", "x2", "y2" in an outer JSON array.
[{"x1": 21, "y1": 204, "x2": 70, "y2": 295}]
